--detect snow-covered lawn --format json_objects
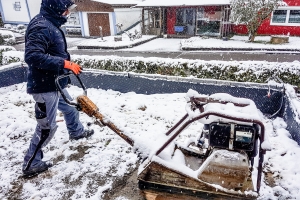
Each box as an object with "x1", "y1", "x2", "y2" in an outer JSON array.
[
  {"x1": 76, "y1": 35, "x2": 157, "y2": 49},
  {"x1": 180, "y1": 35, "x2": 300, "y2": 51},
  {"x1": 0, "y1": 82, "x2": 300, "y2": 199},
  {"x1": 69, "y1": 35, "x2": 300, "y2": 52},
  {"x1": 2, "y1": 32, "x2": 300, "y2": 199},
  {"x1": 117, "y1": 37, "x2": 182, "y2": 52}
]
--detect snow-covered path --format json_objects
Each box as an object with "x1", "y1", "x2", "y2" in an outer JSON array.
[{"x1": 0, "y1": 83, "x2": 300, "y2": 199}]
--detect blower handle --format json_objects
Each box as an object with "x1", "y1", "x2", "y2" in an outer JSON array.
[{"x1": 55, "y1": 72, "x2": 87, "y2": 110}]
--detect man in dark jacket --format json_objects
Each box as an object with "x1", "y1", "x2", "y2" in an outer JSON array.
[{"x1": 22, "y1": 0, "x2": 94, "y2": 177}]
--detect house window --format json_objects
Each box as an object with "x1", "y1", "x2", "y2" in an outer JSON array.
[
  {"x1": 176, "y1": 8, "x2": 195, "y2": 25},
  {"x1": 272, "y1": 10, "x2": 287, "y2": 23},
  {"x1": 289, "y1": 10, "x2": 300, "y2": 23},
  {"x1": 176, "y1": 8, "x2": 184, "y2": 25},
  {"x1": 196, "y1": 7, "x2": 222, "y2": 36},
  {"x1": 271, "y1": 9, "x2": 300, "y2": 25},
  {"x1": 14, "y1": 2, "x2": 21, "y2": 11}
]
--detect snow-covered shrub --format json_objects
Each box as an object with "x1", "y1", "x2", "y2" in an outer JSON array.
[
  {"x1": 0, "y1": 34, "x2": 4, "y2": 45},
  {"x1": 16, "y1": 24, "x2": 26, "y2": 34},
  {"x1": 0, "y1": 46, "x2": 16, "y2": 65},
  {"x1": 3, "y1": 24, "x2": 12, "y2": 29},
  {"x1": 17, "y1": 24, "x2": 25, "y2": 29},
  {"x1": 2, "y1": 50, "x2": 23, "y2": 65},
  {"x1": 3, "y1": 53, "x2": 300, "y2": 86},
  {"x1": 0, "y1": 30, "x2": 16, "y2": 45},
  {"x1": 73, "y1": 55, "x2": 300, "y2": 87}
]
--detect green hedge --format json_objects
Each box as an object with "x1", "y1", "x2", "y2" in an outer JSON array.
[
  {"x1": 2, "y1": 52, "x2": 300, "y2": 87},
  {"x1": 2, "y1": 51, "x2": 22, "y2": 65},
  {"x1": 0, "y1": 46, "x2": 17, "y2": 65},
  {"x1": 73, "y1": 55, "x2": 300, "y2": 87}
]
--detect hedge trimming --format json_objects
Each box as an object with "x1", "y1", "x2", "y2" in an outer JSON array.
[{"x1": 72, "y1": 55, "x2": 300, "y2": 87}]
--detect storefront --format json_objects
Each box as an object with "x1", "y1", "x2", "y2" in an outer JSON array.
[{"x1": 136, "y1": 0, "x2": 231, "y2": 37}]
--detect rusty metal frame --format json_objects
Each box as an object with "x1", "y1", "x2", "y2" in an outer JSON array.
[{"x1": 155, "y1": 111, "x2": 266, "y2": 194}]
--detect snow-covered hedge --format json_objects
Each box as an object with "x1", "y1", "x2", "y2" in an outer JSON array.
[
  {"x1": 73, "y1": 55, "x2": 300, "y2": 87},
  {"x1": 2, "y1": 50, "x2": 23, "y2": 65},
  {"x1": 2, "y1": 52, "x2": 300, "y2": 87},
  {"x1": 0, "y1": 46, "x2": 16, "y2": 65}
]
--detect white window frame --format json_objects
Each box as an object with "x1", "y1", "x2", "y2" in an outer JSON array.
[{"x1": 271, "y1": 6, "x2": 300, "y2": 26}]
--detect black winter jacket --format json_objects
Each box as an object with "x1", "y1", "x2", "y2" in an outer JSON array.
[{"x1": 25, "y1": 0, "x2": 74, "y2": 94}]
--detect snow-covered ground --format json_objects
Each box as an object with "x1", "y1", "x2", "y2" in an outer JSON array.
[
  {"x1": 0, "y1": 81, "x2": 300, "y2": 199},
  {"x1": 2, "y1": 27, "x2": 300, "y2": 199},
  {"x1": 76, "y1": 35, "x2": 157, "y2": 49},
  {"x1": 12, "y1": 32, "x2": 300, "y2": 53},
  {"x1": 69, "y1": 35, "x2": 300, "y2": 52},
  {"x1": 180, "y1": 35, "x2": 300, "y2": 51},
  {"x1": 74, "y1": 22, "x2": 158, "y2": 49}
]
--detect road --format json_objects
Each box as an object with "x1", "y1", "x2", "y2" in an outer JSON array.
[
  {"x1": 13, "y1": 42, "x2": 300, "y2": 62},
  {"x1": 68, "y1": 49, "x2": 300, "y2": 62}
]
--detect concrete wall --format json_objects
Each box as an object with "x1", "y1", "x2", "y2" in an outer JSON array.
[
  {"x1": 0, "y1": 0, "x2": 41, "y2": 23},
  {"x1": 80, "y1": 12, "x2": 90, "y2": 37},
  {"x1": 114, "y1": 8, "x2": 142, "y2": 32},
  {"x1": 27, "y1": 0, "x2": 42, "y2": 19}
]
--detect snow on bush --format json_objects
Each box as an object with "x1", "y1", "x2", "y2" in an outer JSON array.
[
  {"x1": 0, "y1": 30, "x2": 16, "y2": 45},
  {"x1": 73, "y1": 55, "x2": 300, "y2": 87},
  {"x1": 3, "y1": 51, "x2": 300, "y2": 86},
  {"x1": 2, "y1": 50, "x2": 23, "y2": 65},
  {"x1": 0, "y1": 46, "x2": 16, "y2": 65}
]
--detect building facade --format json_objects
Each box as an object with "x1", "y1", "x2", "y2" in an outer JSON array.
[
  {"x1": 233, "y1": 0, "x2": 300, "y2": 36},
  {"x1": 1, "y1": 0, "x2": 299, "y2": 37},
  {"x1": 0, "y1": 0, "x2": 41, "y2": 24},
  {"x1": 136, "y1": 0, "x2": 231, "y2": 37},
  {"x1": 137, "y1": 0, "x2": 300, "y2": 37},
  {"x1": 0, "y1": 0, "x2": 142, "y2": 37}
]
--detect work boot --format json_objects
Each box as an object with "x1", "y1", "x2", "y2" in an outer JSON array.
[
  {"x1": 22, "y1": 161, "x2": 53, "y2": 178},
  {"x1": 69, "y1": 129, "x2": 94, "y2": 140}
]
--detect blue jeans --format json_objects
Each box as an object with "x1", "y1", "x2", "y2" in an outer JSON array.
[{"x1": 23, "y1": 89, "x2": 84, "y2": 170}]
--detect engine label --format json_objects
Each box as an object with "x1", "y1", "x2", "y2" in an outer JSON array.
[{"x1": 235, "y1": 131, "x2": 253, "y2": 143}]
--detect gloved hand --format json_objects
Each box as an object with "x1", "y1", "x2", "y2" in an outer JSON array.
[{"x1": 64, "y1": 60, "x2": 82, "y2": 75}]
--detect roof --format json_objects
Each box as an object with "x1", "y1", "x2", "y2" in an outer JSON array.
[
  {"x1": 91, "y1": 0, "x2": 141, "y2": 5},
  {"x1": 135, "y1": 0, "x2": 230, "y2": 7}
]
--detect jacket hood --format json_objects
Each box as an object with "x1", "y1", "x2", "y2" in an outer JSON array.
[{"x1": 40, "y1": 0, "x2": 74, "y2": 27}]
